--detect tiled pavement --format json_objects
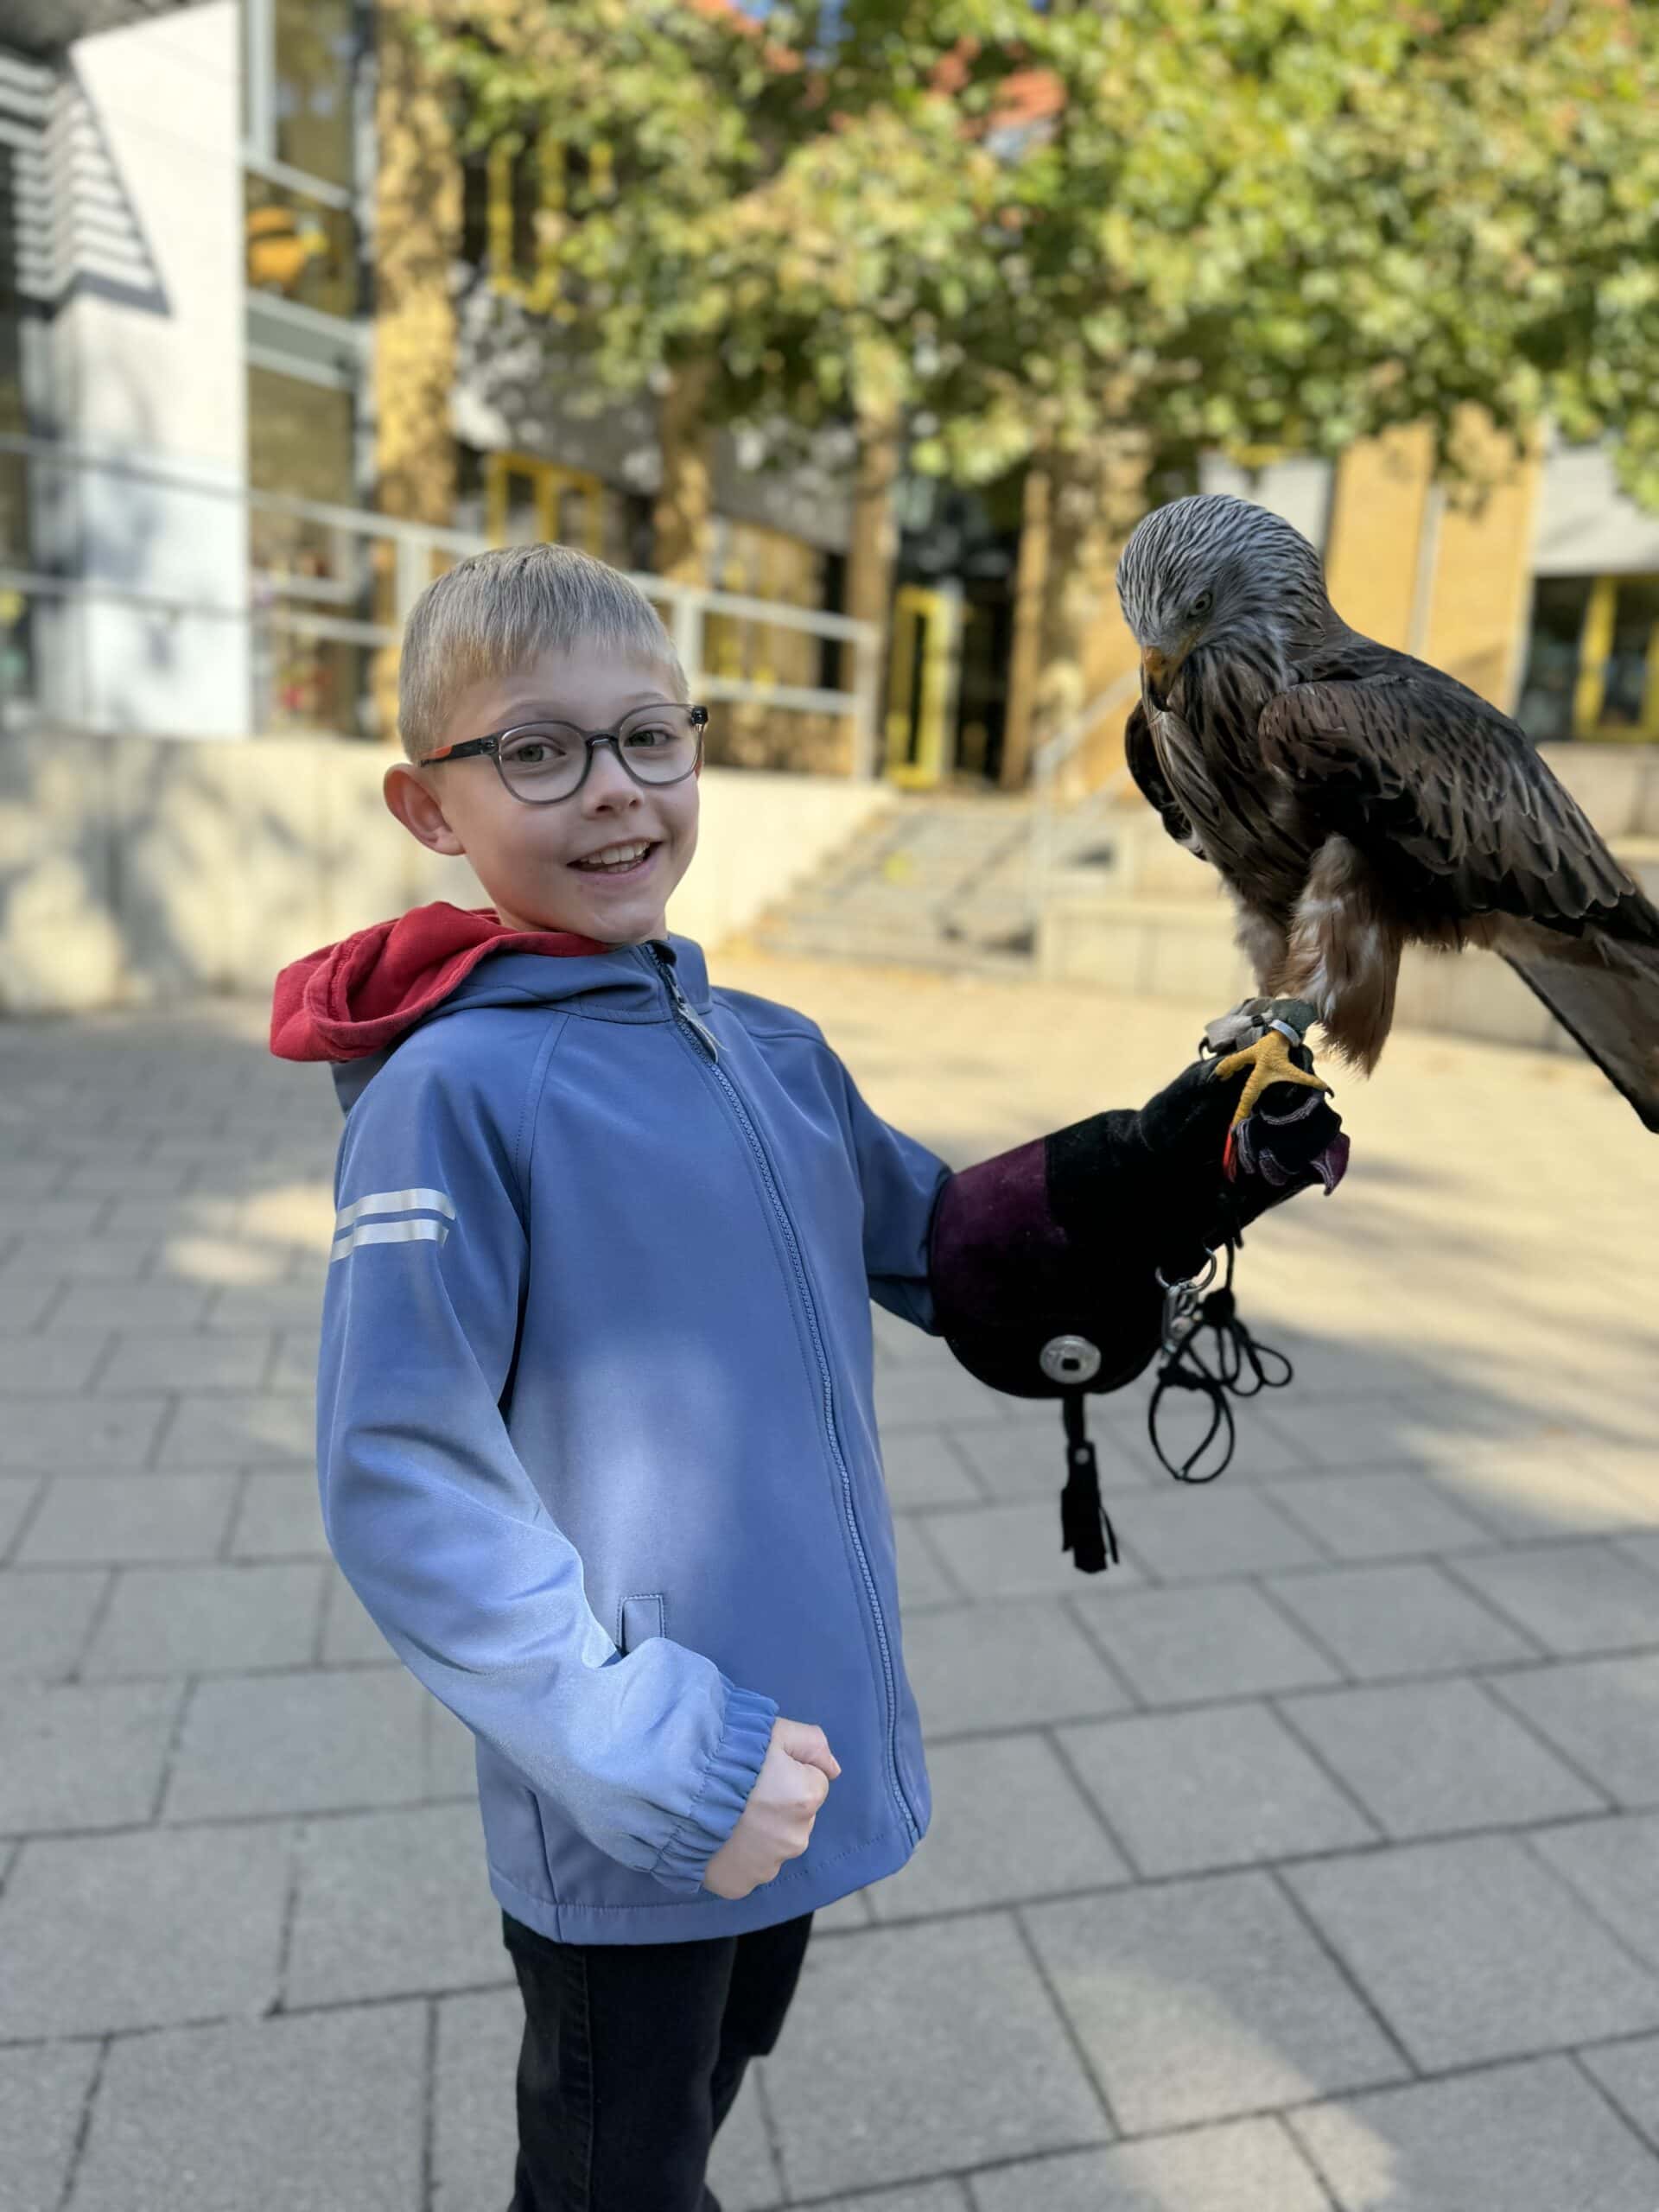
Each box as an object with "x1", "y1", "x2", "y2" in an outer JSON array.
[{"x1": 3, "y1": 946, "x2": 1659, "y2": 2211}]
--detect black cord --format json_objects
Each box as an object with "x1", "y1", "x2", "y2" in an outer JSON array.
[{"x1": 1147, "y1": 1243, "x2": 1294, "y2": 1484}]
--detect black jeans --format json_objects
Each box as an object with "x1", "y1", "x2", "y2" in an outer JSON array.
[{"x1": 501, "y1": 1907, "x2": 814, "y2": 2212}]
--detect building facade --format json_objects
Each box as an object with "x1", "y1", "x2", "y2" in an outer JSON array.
[{"x1": 0, "y1": 0, "x2": 1655, "y2": 778}]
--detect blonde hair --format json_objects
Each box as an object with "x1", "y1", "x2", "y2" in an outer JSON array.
[{"x1": 397, "y1": 541, "x2": 688, "y2": 760}]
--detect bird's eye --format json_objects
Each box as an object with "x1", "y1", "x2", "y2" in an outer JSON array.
[{"x1": 1187, "y1": 590, "x2": 1213, "y2": 622}]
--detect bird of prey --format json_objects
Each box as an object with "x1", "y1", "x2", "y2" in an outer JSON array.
[{"x1": 1115, "y1": 493, "x2": 1659, "y2": 1133}]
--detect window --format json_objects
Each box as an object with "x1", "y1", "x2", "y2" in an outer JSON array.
[
  {"x1": 460, "y1": 124, "x2": 614, "y2": 313},
  {"x1": 244, "y1": 0, "x2": 359, "y2": 191},
  {"x1": 245, "y1": 174, "x2": 359, "y2": 319},
  {"x1": 1516, "y1": 575, "x2": 1659, "y2": 744}
]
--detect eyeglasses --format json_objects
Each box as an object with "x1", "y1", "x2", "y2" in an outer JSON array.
[{"x1": 418, "y1": 703, "x2": 708, "y2": 804}]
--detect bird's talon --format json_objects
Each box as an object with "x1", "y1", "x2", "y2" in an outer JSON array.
[{"x1": 1213, "y1": 1027, "x2": 1332, "y2": 1128}]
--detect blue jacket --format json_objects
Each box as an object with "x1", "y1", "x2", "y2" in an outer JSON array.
[{"x1": 316, "y1": 933, "x2": 950, "y2": 1943}]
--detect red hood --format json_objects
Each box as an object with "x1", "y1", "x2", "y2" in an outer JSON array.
[{"x1": 270, "y1": 902, "x2": 611, "y2": 1063}]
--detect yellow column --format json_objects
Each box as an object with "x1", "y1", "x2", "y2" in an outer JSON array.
[
  {"x1": 1423, "y1": 411, "x2": 1543, "y2": 711},
  {"x1": 1323, "y1": 425, "x2": 1436, "y2": 652}
]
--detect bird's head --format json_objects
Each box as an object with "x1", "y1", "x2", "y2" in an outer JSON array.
[{"x1": 1116, "y1": 493, "x2": 1331, "y2": 708}]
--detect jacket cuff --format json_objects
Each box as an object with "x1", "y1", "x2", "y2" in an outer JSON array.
[{"x1": 648, "y1": 1681, "x2": 778, "y2": 1897}]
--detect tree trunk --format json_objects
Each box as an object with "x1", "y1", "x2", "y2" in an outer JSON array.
[
  {"x1": 999, "y1": 460, "x2": 1051, "y2": 791},
  {"x1": 845, "y1": 390, "x2": 903, "y2": 777},
  {"x1": 371, "y1": 3, "x2": 461, "y2": 743},
  {"x1": 653, "y1": 359, "x2": 715, "y2": 584}
]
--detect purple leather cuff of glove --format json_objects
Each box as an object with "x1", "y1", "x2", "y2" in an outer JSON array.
[
  {"x1": 928, "y1": 1140, "x2": 1067, "y2": 1333},
  {"x1": 927, "y1": 1138, "x2": 1162, "y2": 1398}
]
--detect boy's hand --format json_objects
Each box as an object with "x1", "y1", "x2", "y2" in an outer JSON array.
[{"x1": 702, "y1": 1717, "x2": 840, "y2": 1900}]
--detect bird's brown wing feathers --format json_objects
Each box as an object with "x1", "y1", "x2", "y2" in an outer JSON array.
[
  {"x1": 1124, "y1": 697, "x2": 1202, "y2": 853},
  {"x1": 1258, "y1": 650, "x2": 1659, "y2": 944}
]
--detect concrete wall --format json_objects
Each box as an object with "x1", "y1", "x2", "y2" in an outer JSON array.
[
  {"x1": 36, "y1": 3, "x2": 249, "y2": 737},
  {"x1": 0, "y1": 735, "x2": 892, "y2": 1015}
]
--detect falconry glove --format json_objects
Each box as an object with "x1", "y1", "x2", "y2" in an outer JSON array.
[{"x1": 926, "y1": 1004, "x2": 1349, "y2": 1570}]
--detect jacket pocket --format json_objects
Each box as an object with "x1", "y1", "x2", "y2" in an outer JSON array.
[{"x1": 618, "y1": 1592, "x2": 667, "y2": 1654}]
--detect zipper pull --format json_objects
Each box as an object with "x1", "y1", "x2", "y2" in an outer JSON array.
[{"x1": 647, "y1": 940, "x2": 719, "y2": 1062}]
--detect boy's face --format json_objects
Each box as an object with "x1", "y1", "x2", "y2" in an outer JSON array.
[{"x1": 385, "y1": 645, "x2": 700, "y2": 944}]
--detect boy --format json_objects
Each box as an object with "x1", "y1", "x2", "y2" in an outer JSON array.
[{"x1": 270, "y1": 543, "x2": 1346, "y2": 2212}]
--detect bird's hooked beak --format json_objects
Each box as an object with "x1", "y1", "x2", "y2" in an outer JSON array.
[{"x1": 1141, "y1": 645, "x2": 1185, "y2": 713}]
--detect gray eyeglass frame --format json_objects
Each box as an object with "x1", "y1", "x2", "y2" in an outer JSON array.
[{"x1": 417, "y1": 705, "x2": 708, "y2": 804}]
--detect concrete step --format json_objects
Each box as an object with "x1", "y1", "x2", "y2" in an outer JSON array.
[{"x1": 1035, "y1": 893, "x2": 1582, "y2": 1055}]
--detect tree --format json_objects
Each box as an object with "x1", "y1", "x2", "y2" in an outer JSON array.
[{"x1": 415, "y1": 0, "x2": 1659, "y2": 765}]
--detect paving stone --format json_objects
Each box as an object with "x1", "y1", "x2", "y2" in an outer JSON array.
[
  {"x1": 268, "y1": 1327, "x2": 320, "y2": 1395},
  {"x1": 1109, "y1": 1488, "x2": 1325, "y2": 1582},
  {"x1": 1059, "y1": 1704, "x2": 1375, "y2": 1877},
  {"x1": 155, "y1": 1390, "x2": 316, "y2": 1465},
  {"x1": 967, "y1": 2118, "x2": 1331, "y2": 2212},
  {"x1": 900, "y1": 1599, "x2": 1131, "y2": 1738},
  {"x1": 880, "y1": 1430, "x2": 982, "y2": 1508},
  {"x1": 204, "y1": 1281, "x2": 325, "y2": 1332},
  {"x1": 918, "y1": 1500, "x2": 1146, "y2": 1600},
  {"x1": 0, "y1": 1198, "x2": 105, "y2": 1236},
  {"x1": 1489, "y1": 1655, "x2": 1659, "y2": 1806},
  {"x1": 0, "y1": 1821, "x2": 289, "y2": 2036},
  {"x1": 0, "y1": 1393, "x2": 168, "y2": 1469},
  {"x1": 819, "y1": 2190, "x2": 968, "y2": 2212},
  {"x1": 0, "y1": 1332, "x2": 109, "y2": 1391},
  {"x1": 81, "y1": 1560, "x2": 325, "y2": 1677},
  {"x1": 1264, "y1": 1470, "x2": 1495, "y2": 1560},
  {"x1": 894, "y1": 1513, "x2": 961, "y2": 1607},
  {"x1": 61, "y1": 1156, "x2": 196, "y2": 1195},
  {"x1": 948, "y1": 1419, "x2": 1154, "y2": 1499},
  {"x1": 1286, "y1": 1833, "x2": 1659, "y2": 2069},
  {"x1": 424, "y1": 1694, "x2": 482, "y2": 1799},
  {"x1": 1446, "y1": 1540, "x2": 1659, "y2": 1658},
  {"x1": 1259, "y1": 1391, "x2": 1441, "y2": 1474},
  {"x1": 48, "y1": 1280, "x2": 213, "y2": 1331},
  {"x1": 229, "y1": 1467, "x2": 327, "y2": 1557},
  {"x1": 16, "y1": 1471, "x2": 238, "y2": 1565},
  {"x1": 815, "y1": 1885, "x2": 874, "y2": 1931},
  {"x1": 285, "y1": 1801, "x2": 501, "y2": 2006},
  {"x1": 0, "y1": 1281, "x2": 59, "y2": 1330},
  {"x1": 0, "y1": 2038, "x2": 101, "y2": 2212},
  {"x1": 96, "y1": 1332, "x2": 274, "y2": 1394},
  {"x1": 0, "y1": 1676, "x2": 181, "y2": 1834},
  {"x1": 706, "y1": 2074, "x2": 781, "y2": 2212},
  {"x1": 0, "y1": 1476, "x2": 40, "y2": 1559},
  {"x1": 870, "y1": 1733, "x2": 1125, "y2": 1920},
  {"x1": 164, "y1": 1665, "x2": 427, "y2": 1821},
  {"x1": 1265, "y1": 1560, "x2": 1540, "y2": 1679},
  {"x1": 67, "y1": 2001, "x2": 427, "y2": 2212},
  {"x1": 875, "y1": 1363, "x2": 1008, "y2": 1431},
  {"x1": 1069, "y1": 1580, "x2": 1339, "y2": 1707},
  {"x1": 1290, "y1": 2056, "x2": 1659, "y2": 2212},
  {"x1": 97, "y1": 1194, "x2": 243, "y2": 1239},
  {"x1": 761, "y1": 1915, "x2": 1108, "y2": 2199},
  {"x1": 1580, "y1": 2035, "x2": 1659, "y2": 2156},
  {"x1": 319, "y1": 1561, "x2": 395, "y2": 1663},
  {"x1": 1529, "y1": 1813, "x2": 1659, "y2": 1974},
  {"x1": 1279, "y1": 1678, "x2": 1603, "y2": 1838},
  {"x1": 1022, "y1": 1872, "x2": 1406, "y2": 2133},
  {"x1": 0, "y1": 1236, "x2": 156, "y2": 1284},
  {"x1": 1429, "y1": 1443, "x2": 1654, "y2": 1544},
  {"x1": 0, "y1": 1566, "x2": 107, "y2": 1680},
  {"x1": 431, "y1": 1986, "x2": 521, "y2": 2212}
]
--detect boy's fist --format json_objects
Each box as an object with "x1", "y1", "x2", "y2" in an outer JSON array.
[{"x1": 702, "y1": 1717, "x2": 840, "y2": 1900}]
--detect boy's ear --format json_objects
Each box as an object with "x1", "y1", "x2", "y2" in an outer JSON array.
[{"x1": 384, "y1": 761, "x2": 466, "y2": 857}]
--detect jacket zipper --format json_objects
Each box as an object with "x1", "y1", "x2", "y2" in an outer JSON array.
[{"x1": 644, "y1": 942, "x2": 919, "y2": 1846}]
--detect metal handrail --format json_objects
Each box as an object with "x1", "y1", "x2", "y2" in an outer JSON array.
[
  {"x1": 0, "y1": 433, "x2": 883, "y2": 763},
  {"x1": 1023, "y1": 669, "x2": 1141, "y2": 919}
]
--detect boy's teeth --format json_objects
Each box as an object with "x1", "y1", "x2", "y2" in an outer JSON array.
[{"x1": 575, "y1": 841, "x2": 652, "y2": 872}]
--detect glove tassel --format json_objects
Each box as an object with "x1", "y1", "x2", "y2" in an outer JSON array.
[{"x1": 1059, "y1": 1390, "x2": 1119, "y2": 1573}]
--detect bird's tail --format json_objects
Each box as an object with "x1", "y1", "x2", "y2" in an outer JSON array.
[{"x1": 1495, "y1": 919, "x2": 1659, "y2": 1134}]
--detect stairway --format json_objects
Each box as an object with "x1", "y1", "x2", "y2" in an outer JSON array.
[{"x1": 748, "y1": 785, "x2": 1127, "y2": 978}]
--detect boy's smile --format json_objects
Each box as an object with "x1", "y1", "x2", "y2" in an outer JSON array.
[{"x1": 385, "y1": 645, "x2": 701, "y2": 944}]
